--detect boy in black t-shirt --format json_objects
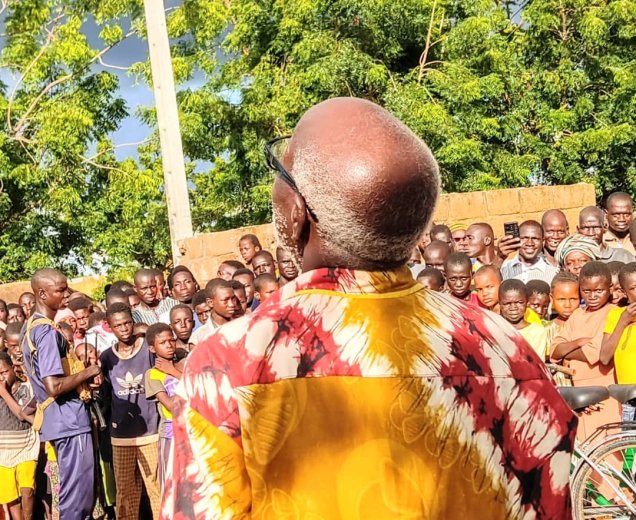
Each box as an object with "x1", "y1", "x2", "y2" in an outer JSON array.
[{"x1": 101, "y1": 303, "x2": 160, "y2": 520}]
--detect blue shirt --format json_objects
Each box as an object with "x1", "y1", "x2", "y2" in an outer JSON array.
[{"x1": 20, "y1": 314, "x2": 91, "y2": 442}]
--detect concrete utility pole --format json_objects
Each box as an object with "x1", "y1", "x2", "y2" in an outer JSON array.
[{"x1": 143, "y1": 0, "x2": 193, "y2": 265}]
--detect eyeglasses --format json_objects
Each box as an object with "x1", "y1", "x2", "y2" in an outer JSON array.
[
  {"x1": 265, "y1": 136, "x2": 297, "y2": 192},
  {"x1": 264, "y1": 135, "x2": 317, "y2": 221}
]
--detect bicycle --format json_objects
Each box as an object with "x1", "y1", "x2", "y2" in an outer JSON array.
[{"x1": 559, "y1": 384, "x2": 636, "y2": 519}]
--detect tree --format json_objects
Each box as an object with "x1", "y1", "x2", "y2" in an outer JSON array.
[
  {"x1": 0, "y1": 0, "x2": 171, "y2": 282},
  {"x1": 163, "y1": 0, "x2": 634, "y2": 231}
]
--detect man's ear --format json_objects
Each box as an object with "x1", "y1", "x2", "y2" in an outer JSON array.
[
  {"x1": 290, "y1": 192, "x2": 311, "y2": 250},
  {"x1": 484, "y1": 236, "x2": 492, "y2": 247}
]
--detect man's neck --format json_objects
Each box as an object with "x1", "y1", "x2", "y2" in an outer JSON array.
[
  {"x1": 543, "y1": 248, "x2": 557, "y2": 266},
  {"x1": 211, "y1": 313, "x2": 230, "y2": 327},
  {"x1": 609, "y1": 228, "x2": 629, "y2": 239},
  {"x1": 138, "y1": 301, "x2": 159, "y2": 311},
  {"x1": 34, "y1": 303, "x2": 56, "y2": 320},
  {"x1": 519, "y1": 254, "x2": 541, "y2": 267},
  {"x1": 477, "y1": 247, "x2": 498, "y2": 267}
]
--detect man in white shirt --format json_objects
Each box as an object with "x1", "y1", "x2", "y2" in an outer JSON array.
[{"x1": 501, "y1": 220, "x2": 559, "y2": 285}]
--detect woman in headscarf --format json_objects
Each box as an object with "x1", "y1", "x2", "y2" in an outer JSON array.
[{"x1": 554, "y1": 233, "x2": 602, "y2": 277}]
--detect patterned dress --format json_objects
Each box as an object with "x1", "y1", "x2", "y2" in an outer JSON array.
[{"x1": 162, "y1": 267, "x2": 577, "y2": 520}]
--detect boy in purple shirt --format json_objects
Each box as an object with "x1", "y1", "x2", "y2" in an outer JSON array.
[{"x1": 21, "y1": 269, "x2": 100, "y2": 520}]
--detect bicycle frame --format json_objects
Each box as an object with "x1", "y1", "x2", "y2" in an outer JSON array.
[{"x1": 572, "y1": 434, "x2": 636, "y2": 516}]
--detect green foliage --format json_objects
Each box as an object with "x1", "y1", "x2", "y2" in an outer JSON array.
[
  {"x1": 163, "y1": 0, "x2": 635, "y2": 228},
  {"x1": 0, "y1": 0, "x2": 169, "y2": 282}
]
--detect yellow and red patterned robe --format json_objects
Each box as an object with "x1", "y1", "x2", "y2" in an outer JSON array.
[{"x1": 162, "y1": 266, "x2": 576, "y2": 519}]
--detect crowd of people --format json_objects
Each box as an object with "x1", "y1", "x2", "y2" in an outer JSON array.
[
  {"x1": 0, "y1": 97, "x2": 633, "y2": 518},
  {"x1": 0, "y1": 237, "x2": 299, "y2": 520}
]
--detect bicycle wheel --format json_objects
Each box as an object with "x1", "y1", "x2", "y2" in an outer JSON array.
[{"x1": 571, "y1": 435, "x2": 636, "y2": 519}]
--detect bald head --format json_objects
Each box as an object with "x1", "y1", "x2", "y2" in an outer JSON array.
[
  {"x1": 31, "y1": 268, "x2": 69, "y2": 314},
  {"x1": 579, "y1": 206, "x2": 604, "y2": 224},
  {"x1": 32, "y1": 268, "x2": 66, "y2": 293},
  {"x1": 542, "y1": 209, "x2": 567, "y2": 228},
  {"x1": 465, "y1": 223, "x2": 495, "y2": 258},
  {"x1": 423, "y1": 240, "x2": 451, "y2": 272},
  {"x1": 273, "y1": 97, "x2": 440, "y2": 271}
]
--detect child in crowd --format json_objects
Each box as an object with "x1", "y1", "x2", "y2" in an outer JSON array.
[
  {"x1": 191, "y1": 290, "x2": 211, "y2": 325},
  {"x1": 101, "y1": 303, "x2": 161, "y2": 520},
  {"x1": 68, "y1": 297, "x2": 92, "y2": 344},
  {"x1": 549, "y1": 272, "x2": 580, "y2": 332},
  {"x1": 18, "y1": 293, "x2": 35, "y2": 320},
  {"x1": 169, "y1": 304, "x2": 195, "y2": 354},
  {"x1": 190, "y1": 280, "x2": 239, "y2": 345},
  {"x1": 233, "y1": 269, "x2": 256, "y2": 310},
  {"x1": 6, "y1": 304, "x2": 25, "y2": 325},
  {"x1": 526, "y1": 280, "x2": 551, "y2": 320},
  {"x1": 601, "y1": 263, "x2": 636, "y2": 420},
  {"x1": 238, "y1": 234, "x2": 262, "y2": 266},
  {"x1": 473, "y1": 265, "x2": 502, "y2": 313},
  {"x1": 134, "y1": 322, "x2": 149, "y2": 338},
  {"x1": 444, "y1": 253, "x2": 480, "y2": 305},
  {"x1": 128, "y1": 292, "x2": 141, "y2": 310},
  {"x1": 217, "y1": 260, "x2": 245, "y2": 281},
  {"x1": 144, "y1": 323, "x2": 181, "y2": 492},
  {"x1": 154, "y1": 270, "x2": 168, "y2": 301},
  {"x1": 230, "y1": 281, "x2": 248, "y2": 317},
  {"x1": 499, "y1": 280, "x2": 549, "y2": 359},
  {"x1": 607, "y1": 261, "x2": 628, "y2": 306},
  {"x1": 423, "y1": 241, "x2": 451, "y2": 274},
  {"x1": 254, "y1": 274, "x2": 280, "y2": 304},
  {"x1": 4, "y1": 323, "x2": 25, "y2": 383},
  {"x1": 0, "y1": 299, "x2": 6, "y2": 330},
  {"x1": 0, "y1": 351, "x2": 39, "y2": 520},
  {"x1": 85, "y1": 311, "x2": 117, "y2": 355},
  {"x1": 551, "y1": 261, "x2": 620, "y2": 439},
  {"x1": 416, "y1": 268, "x2": 445, "y2": 292}
]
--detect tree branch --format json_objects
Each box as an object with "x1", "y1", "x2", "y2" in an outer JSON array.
[
  {"x1": 10, "y1": 28, "x2": 137, "y2": 139},
  {"x1": 418, "y1": 0, "x2": 442, "y2": 84}
]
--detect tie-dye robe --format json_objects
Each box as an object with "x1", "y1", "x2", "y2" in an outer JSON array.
[{"x1": 162, "y1": 266, "x2": 576, "y2": 520}]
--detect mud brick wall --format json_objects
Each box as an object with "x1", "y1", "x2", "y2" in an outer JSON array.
[{"x1": 179, "y1": 183, "x2": 596, "y2": 285}]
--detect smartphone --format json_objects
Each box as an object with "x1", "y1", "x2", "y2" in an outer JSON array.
[{"x1": 504, "y1": 222, "x2": 520, "y2": 239}]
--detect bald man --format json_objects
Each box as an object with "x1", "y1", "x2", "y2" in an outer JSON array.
[
  {"x1": 423, "y1": 240, "x2": 451, "y2": 274},
  {"x1": 578, "y1": 206, "x2": 634, "y2": 264},
  {"x1": 605, "y1": 192, "x2": 635, "y2": 254},
  {"x1": 21, "y1": 269, "x2": 99, "y2": 520},
  {"x1": 162, "y1": 98, "x2": 575, "y2": 519},
  {"x1": 541, "y1": 209, "x2": 569, "y2": 266},
  {"x1": 465, "y1": 223, "x2": 503, "y2": 270}
]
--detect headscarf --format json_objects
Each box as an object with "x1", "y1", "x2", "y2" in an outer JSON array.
[
  {"x1": 554, "y1": 233, "x2": 601, "y2": 268},
  {"x1": 449, "y1": 222, "x2": 467, "y2": 233}
]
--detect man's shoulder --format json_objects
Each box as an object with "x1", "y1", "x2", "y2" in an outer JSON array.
[{"x1": 610, "y1": 248, "x2": 635, "y2": 263}]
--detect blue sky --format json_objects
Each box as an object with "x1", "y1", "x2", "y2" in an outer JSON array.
[{"x1": 0, "y1": 0, "x2": 207, "y2": 162}]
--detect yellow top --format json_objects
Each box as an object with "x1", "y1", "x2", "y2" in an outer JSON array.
[
  {"x1": 520, "y1": 322, "x2": 549, "y2": 360},
  {"x1": 604, "y1": 307, "x2": 636, "y2": 384}
]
